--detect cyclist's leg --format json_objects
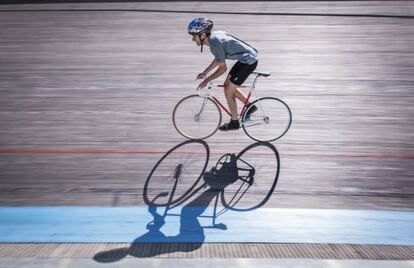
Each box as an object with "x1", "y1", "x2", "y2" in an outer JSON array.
[
  {"x1": 224, "y1": 61, "x2": 249, "y2": 120},
  {"x1": 219, "y1": 75, "x2": 240, "y2": 130},
  {"x1": 223, "y1": 80, "x2": 239, "y2": 120},
  {"x1": 220, "y1": 61, "x2": 258, "y2": 130},
  {"x1": 227, "y1": 61, "x2": 258, "y2": 107},
  {"x1": 224, "y1": 74, "x2": 248, "y2": 104}
]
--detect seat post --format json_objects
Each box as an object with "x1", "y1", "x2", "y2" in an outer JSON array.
[
  {"x1": 251, "y1": 74, "x2": 260, "y2": 95},
  {"x1": 247, "y1": 74, "x2": 260, "y2": 103},
  {"x1": 252, "y1": 73, "x2": 260, "y2": 90}
]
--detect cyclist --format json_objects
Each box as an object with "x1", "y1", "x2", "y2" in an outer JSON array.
[{"x1": 188, "y1": 18, "x2": 259, "y2": 131}]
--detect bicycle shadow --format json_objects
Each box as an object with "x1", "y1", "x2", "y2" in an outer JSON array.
[{"x1": 93, "y1": 140, "x2": 279, "y2": 262}]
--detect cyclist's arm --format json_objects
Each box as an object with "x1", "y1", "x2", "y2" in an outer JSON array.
[
  {"x1": 205, "y1": 60, "x2": 227, "y2": 82},
  {"x1": 201, "y1": 59, "x2": 218, "y2": 75},
  {"x1": 202, "y1": 59, "x2": 226, "y2": 76}
]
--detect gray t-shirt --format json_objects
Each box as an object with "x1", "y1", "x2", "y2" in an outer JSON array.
[{"x1": 208, "y1": 31, "x2": 258, "y2": 65}]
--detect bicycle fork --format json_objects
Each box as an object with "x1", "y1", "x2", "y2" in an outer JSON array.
[{"x1": 194, "y1": 97, "x2": 209, "y2": 122}]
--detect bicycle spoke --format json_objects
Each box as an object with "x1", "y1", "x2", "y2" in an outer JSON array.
[{"x1": 243, "y1": 116, "x2": 267, "y2": 128}]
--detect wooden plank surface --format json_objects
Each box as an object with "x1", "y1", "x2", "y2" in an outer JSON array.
[{"x1": 0, "y1": 1, "x2": 413, "y2": 209}]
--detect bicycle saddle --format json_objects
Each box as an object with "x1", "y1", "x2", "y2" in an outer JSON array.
[{"x1": 253, "y1": 71, "x2": 271, "y2": 77}]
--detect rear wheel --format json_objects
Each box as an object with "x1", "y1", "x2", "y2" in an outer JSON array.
[{"x1": 242, "y1": 97, "x2": 292, "y2": 142}]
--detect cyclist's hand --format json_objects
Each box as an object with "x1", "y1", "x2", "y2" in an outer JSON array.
[
  {"x1": 196, "y1": 72, "x2": 206, "y2": 80},
  {"x1": 197, "y1": 79, "x2": 209, "y2": 90}
]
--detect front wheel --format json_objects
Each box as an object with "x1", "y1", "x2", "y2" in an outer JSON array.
[
  {"x1": 242, "y1": 97, "x2": 292, "y2": 142},
  {"x1": 173, "y1": 95, "x2": 222, "y2": 140}
]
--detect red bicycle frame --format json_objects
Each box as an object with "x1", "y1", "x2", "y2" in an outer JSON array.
[{"x1": 211, "y1": 84, "x2": 252, "y2": 117}]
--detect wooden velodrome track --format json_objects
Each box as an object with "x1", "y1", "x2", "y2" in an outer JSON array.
[
  {"x1": 0, "y1": 1, "x2": 413, "y2": 264},
  {"x1": 0, "y1": 1, "x2": 413, "y2": 209}
]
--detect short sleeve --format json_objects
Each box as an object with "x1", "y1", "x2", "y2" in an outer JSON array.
[{"x1": 210, "y1": 39, "x2": 226, "y2": 63}]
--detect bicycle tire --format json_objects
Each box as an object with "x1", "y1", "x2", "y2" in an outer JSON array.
[
  {"x1": 173, "y1": 94, "x2": 222, "y2": 140},
  {"x1": 242, "y1": 97, "x2": 292, "y2": 142}
]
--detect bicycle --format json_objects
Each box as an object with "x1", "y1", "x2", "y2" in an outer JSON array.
[{"x1": 173, "y1": 71, "x2": 292, "y2": 142}]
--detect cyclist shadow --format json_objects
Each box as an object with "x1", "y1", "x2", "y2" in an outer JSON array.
[{"x1": 93, "y1": 140, "x2": 279, "y2": 262}]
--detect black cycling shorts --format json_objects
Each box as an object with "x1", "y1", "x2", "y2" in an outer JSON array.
[{"x1": 229, "y1": 60, "x2": 258, "y2": 86}]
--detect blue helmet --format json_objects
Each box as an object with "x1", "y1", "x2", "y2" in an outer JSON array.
[{"x1": 188, "y1": 18, "x2": 213, "y2": 35}]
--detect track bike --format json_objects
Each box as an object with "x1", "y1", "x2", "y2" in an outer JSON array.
[{"x1": 173, "y1": 71, "x2": 292, "y2": 142}]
